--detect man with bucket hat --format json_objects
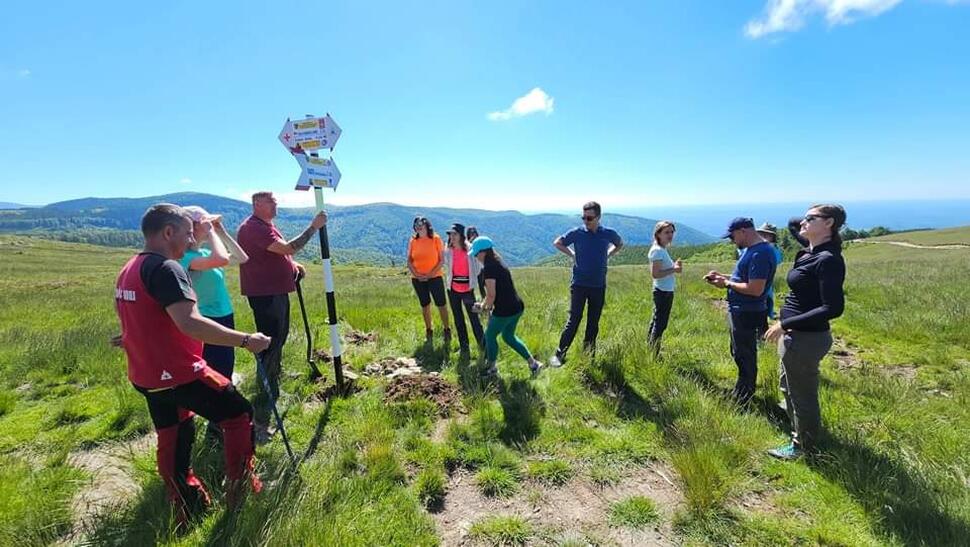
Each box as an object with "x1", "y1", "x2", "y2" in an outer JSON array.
[{"x1": 755, "y1": 222, "x2": 785, "y2": 321}]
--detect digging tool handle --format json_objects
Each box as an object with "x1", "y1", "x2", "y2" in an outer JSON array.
[
  {"x1": 255, "y1": 353, "x2": 297, "y2": 465},
  {"x1": 294, "y1": 277, "x2": 323, "y2": 379}
]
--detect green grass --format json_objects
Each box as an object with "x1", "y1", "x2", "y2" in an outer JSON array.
[
  {"x1": 1, "y1": 234, "x2": 969, "y2": 545},
  {"x1": 526, "y1": 458, "x2": 573, "y2": 485},
  {"x1": 869, "y1": 225, "x2": 970, "y2": 245},
  {"x1": 608, "y1": 495, "x2": 661, "y2": 528},
  {"x1": 468, "y1": 515, "x2": 533, "y2": 545}
]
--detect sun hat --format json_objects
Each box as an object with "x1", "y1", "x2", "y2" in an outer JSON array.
[
  {"x1": 755, "y1": 222, "x2": 778, "y2": 237},
  {"x1": 468, "y1": 235, "x2": 494, "y2": 256},
  {"x1": 182, "y1": 206, "x2": 220, "y2": 224}
]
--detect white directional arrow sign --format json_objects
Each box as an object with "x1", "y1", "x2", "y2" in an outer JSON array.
[
  {"x1": 294, "y1": 154, "x2": 341, "y2": 190},
  {"x1": 278, "y1": 114, "x2": 342, "y2": 154}
]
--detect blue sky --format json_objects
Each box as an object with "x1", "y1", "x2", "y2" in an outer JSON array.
[{"x1": 1, "y1": 0, "x2": 968, "y2": 210}]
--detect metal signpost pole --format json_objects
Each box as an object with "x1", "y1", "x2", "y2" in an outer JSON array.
[
  {"x1": 314, "y1": 185, "x2": 344, "y2": 388},
  {"x1": 279, "y1": 113, "x2": 345, "y2": 389}
]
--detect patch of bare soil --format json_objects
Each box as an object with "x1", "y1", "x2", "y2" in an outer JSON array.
[
  {"x1": 60, "y1": 434, "x2": 154, "y2": 544},
  {"x1": 345, "y1": 329, "x2": 378, "y2": 345},
  {"x1": 831, "y1": 339, "x2": 919, "y2": 382},
  {"x1": 433, "y1": 465, "x2": 683, "y2": 546},
  {"x1": 830, "y1": 340, "x2": 861, "y2": 372},
  {"x1": 385, "y1": 374, "x2": 464, "y2": 416}
]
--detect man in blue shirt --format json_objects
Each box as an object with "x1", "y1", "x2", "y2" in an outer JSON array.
[
  {"x1": 549, "y1": 202, "x2": 623, "y2": 367},
  {"x1": 704, "y1": 217, "x2": 777, "y2": 405}
]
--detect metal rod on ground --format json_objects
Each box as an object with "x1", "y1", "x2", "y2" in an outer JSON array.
[
  {"x1": 294, "y1": 277, "x2": 322, "y2": 380},
  {"x1": 315, "y1": 186, "x2": 344, "y2": 389},
  {"x1": 254, "y1": 354, "x2": 297, "y2": 466}
]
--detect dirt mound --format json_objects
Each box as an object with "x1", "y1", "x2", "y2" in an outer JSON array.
[
  {"x1": 345, "y1": 329, "x2": 377, "y2": 345},
  {"x1": 314, "y1": 349, "x2": 333, "y2": 362},
  {"x1": 385, "y1": 374, "x2": 463, "y2": 416},
  {"x1": 365, "y1": 356, "x2": 423, "y2": 378}
]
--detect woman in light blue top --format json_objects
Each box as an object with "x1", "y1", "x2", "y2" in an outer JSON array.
[
  {"x1": 180, "y1": 206, "x2": 249, "y2": 439},
  {"x1": 647, "y1": 221, "x2": 682, "y2": 355}
]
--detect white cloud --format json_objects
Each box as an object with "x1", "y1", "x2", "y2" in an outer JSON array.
[
  {"x1": 745, "y1": 0, "x2": 903, "y2": 38},
  {"x1": 487, "y1": 87, "x2": 554, "y2": 121},
  {"x1": 17, "y1": 69, "x2": 31, "y2": 78},
  {"x1": 179, "y1": 177, "x2": 192, "y2": 185}
]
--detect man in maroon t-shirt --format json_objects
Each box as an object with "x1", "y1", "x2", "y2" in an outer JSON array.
[
  {"x1": 237, "y1": 191, "x2": 326, "y2": 441},
  {"x1": 114, "y1": 203, "x2": 271, "y2": 527}
]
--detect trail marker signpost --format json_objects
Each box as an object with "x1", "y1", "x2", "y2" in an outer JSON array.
[{"x1": 280, "y1": 113, "x2": 345, "y2": 388}]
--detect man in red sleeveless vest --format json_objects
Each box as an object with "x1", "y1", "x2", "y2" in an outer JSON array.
[{"x1": 114, "y1": 203, "x2": 271, "y2": 527}]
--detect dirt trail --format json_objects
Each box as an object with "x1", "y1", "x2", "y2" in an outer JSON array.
[
  {"x1": 433, "y1": 465, "x2": 683, "y2": 546},
  {"x1": 861, "y1": 240, "x2": 970, "y2": 250},
  {"x1": 59, "y1": 434, "x2": 154, "y2": 544}
]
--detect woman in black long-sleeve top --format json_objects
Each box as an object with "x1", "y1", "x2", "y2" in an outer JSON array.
[{"x1": 764, "y1": 204, "x2": 847, "y2": 460}]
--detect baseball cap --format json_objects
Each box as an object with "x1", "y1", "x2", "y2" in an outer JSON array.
[
  {"x1": 447, "y1": 222, "x2": 466, "y2": 235},
  {"x1": 182, "y1": 206, "x2": 220, "y2": 224},
  {"x1": 722, "y1": 217, "x2": 754, "y2": 239},
  {"x1": 468, "y1": 235, "x2": 494, "y2": 256}
]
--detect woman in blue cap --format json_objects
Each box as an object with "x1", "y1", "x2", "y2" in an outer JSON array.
[{"x1": 469, "y1": 236, "x2": 543, "y2": 376}]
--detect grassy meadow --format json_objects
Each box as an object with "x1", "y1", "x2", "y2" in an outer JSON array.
[
  {"x1": 0, "y1": 233, "x2": 968, "y2": 546},
  {"x1": 867, "y1": 226, "x2": 970, "y2": 247}
]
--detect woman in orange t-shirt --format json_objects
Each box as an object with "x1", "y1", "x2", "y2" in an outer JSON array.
[{"x1": 408, "y1": 216, "x2": 451, "y2": 342}]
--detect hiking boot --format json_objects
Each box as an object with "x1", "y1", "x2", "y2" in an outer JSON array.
[
  {"x1": 425, "y1": 328, "x2": 434, "y2": 342},
  {"x1": 549, "y1": 350, "x2": 565, "y2": 368},
  {"x1": 443, "y1": 328, "x2": 452, "y2": 342},
  {"x1": 529, "y1": 360, "x2": 544, "y2": 377},
  {"x1": 767, "y1": 442, "x2": 803, "y2": 461}
]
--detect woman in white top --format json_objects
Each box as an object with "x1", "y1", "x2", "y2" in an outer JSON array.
[{"x1": 647, "y1": 221, "x2": 682, "y2": 355}]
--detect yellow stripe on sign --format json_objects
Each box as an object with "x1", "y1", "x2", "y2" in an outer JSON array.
[
  {"x1": 294, "y1": 119, "x2": 320, "y2": 130},
  {"x1": 299, "y1": 140, "x2": 322, "y2": 149}
]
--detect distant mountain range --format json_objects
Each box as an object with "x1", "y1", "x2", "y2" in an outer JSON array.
[
  {"x1": 0, "y1": 202, "x2": 34, "y2": 209},
  {"x1": 0, "y1": 192, "x2": 716, "y2": 265}
]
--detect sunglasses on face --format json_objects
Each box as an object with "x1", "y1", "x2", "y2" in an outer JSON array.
[
  {"x1": 581, "y1": 215, "x2": 598, "y2": 222},
  {"x1": 803, "y1": 214, "x2": 830, "y2": 223}
]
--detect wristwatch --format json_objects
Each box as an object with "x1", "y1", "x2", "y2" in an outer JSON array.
[{"x1": 240, "y1": 334, "x2": 251, "y2": 348}]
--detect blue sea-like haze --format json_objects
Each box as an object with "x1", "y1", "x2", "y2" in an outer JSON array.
[{"x1": 611, "y1": 200, "x2": 970, "y2": 239}]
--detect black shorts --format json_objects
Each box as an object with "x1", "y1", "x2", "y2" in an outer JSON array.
[
  {"x1": 412, "y1": 276, "x2": 446, "y2": 307},
  {"x1": 134, "y1": 377, "x2": 252, "y2": 429}
]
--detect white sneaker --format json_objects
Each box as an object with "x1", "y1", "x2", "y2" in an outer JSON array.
[{"x1": 549, "y1": 352, "x2": 564, "y2": 368}]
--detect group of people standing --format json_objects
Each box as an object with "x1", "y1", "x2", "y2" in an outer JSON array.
[
  {"x1": 114, "y1": 193, "x2": 847, "y2": 525},
  {"x1": 113, "y1": 191, "x2": 327, "y2": 525},
  {"x1": 408, "y1": 200, "x2": 847, "y2": 461}
]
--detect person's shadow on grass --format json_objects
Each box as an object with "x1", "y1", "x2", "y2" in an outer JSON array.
[{"x1": 674, "y1": 358, "x2": 970, "y2": 545}]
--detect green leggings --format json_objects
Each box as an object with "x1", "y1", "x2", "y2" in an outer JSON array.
[{"x1": 485, "y1": 311, "x2": 532, "y2": 363}]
